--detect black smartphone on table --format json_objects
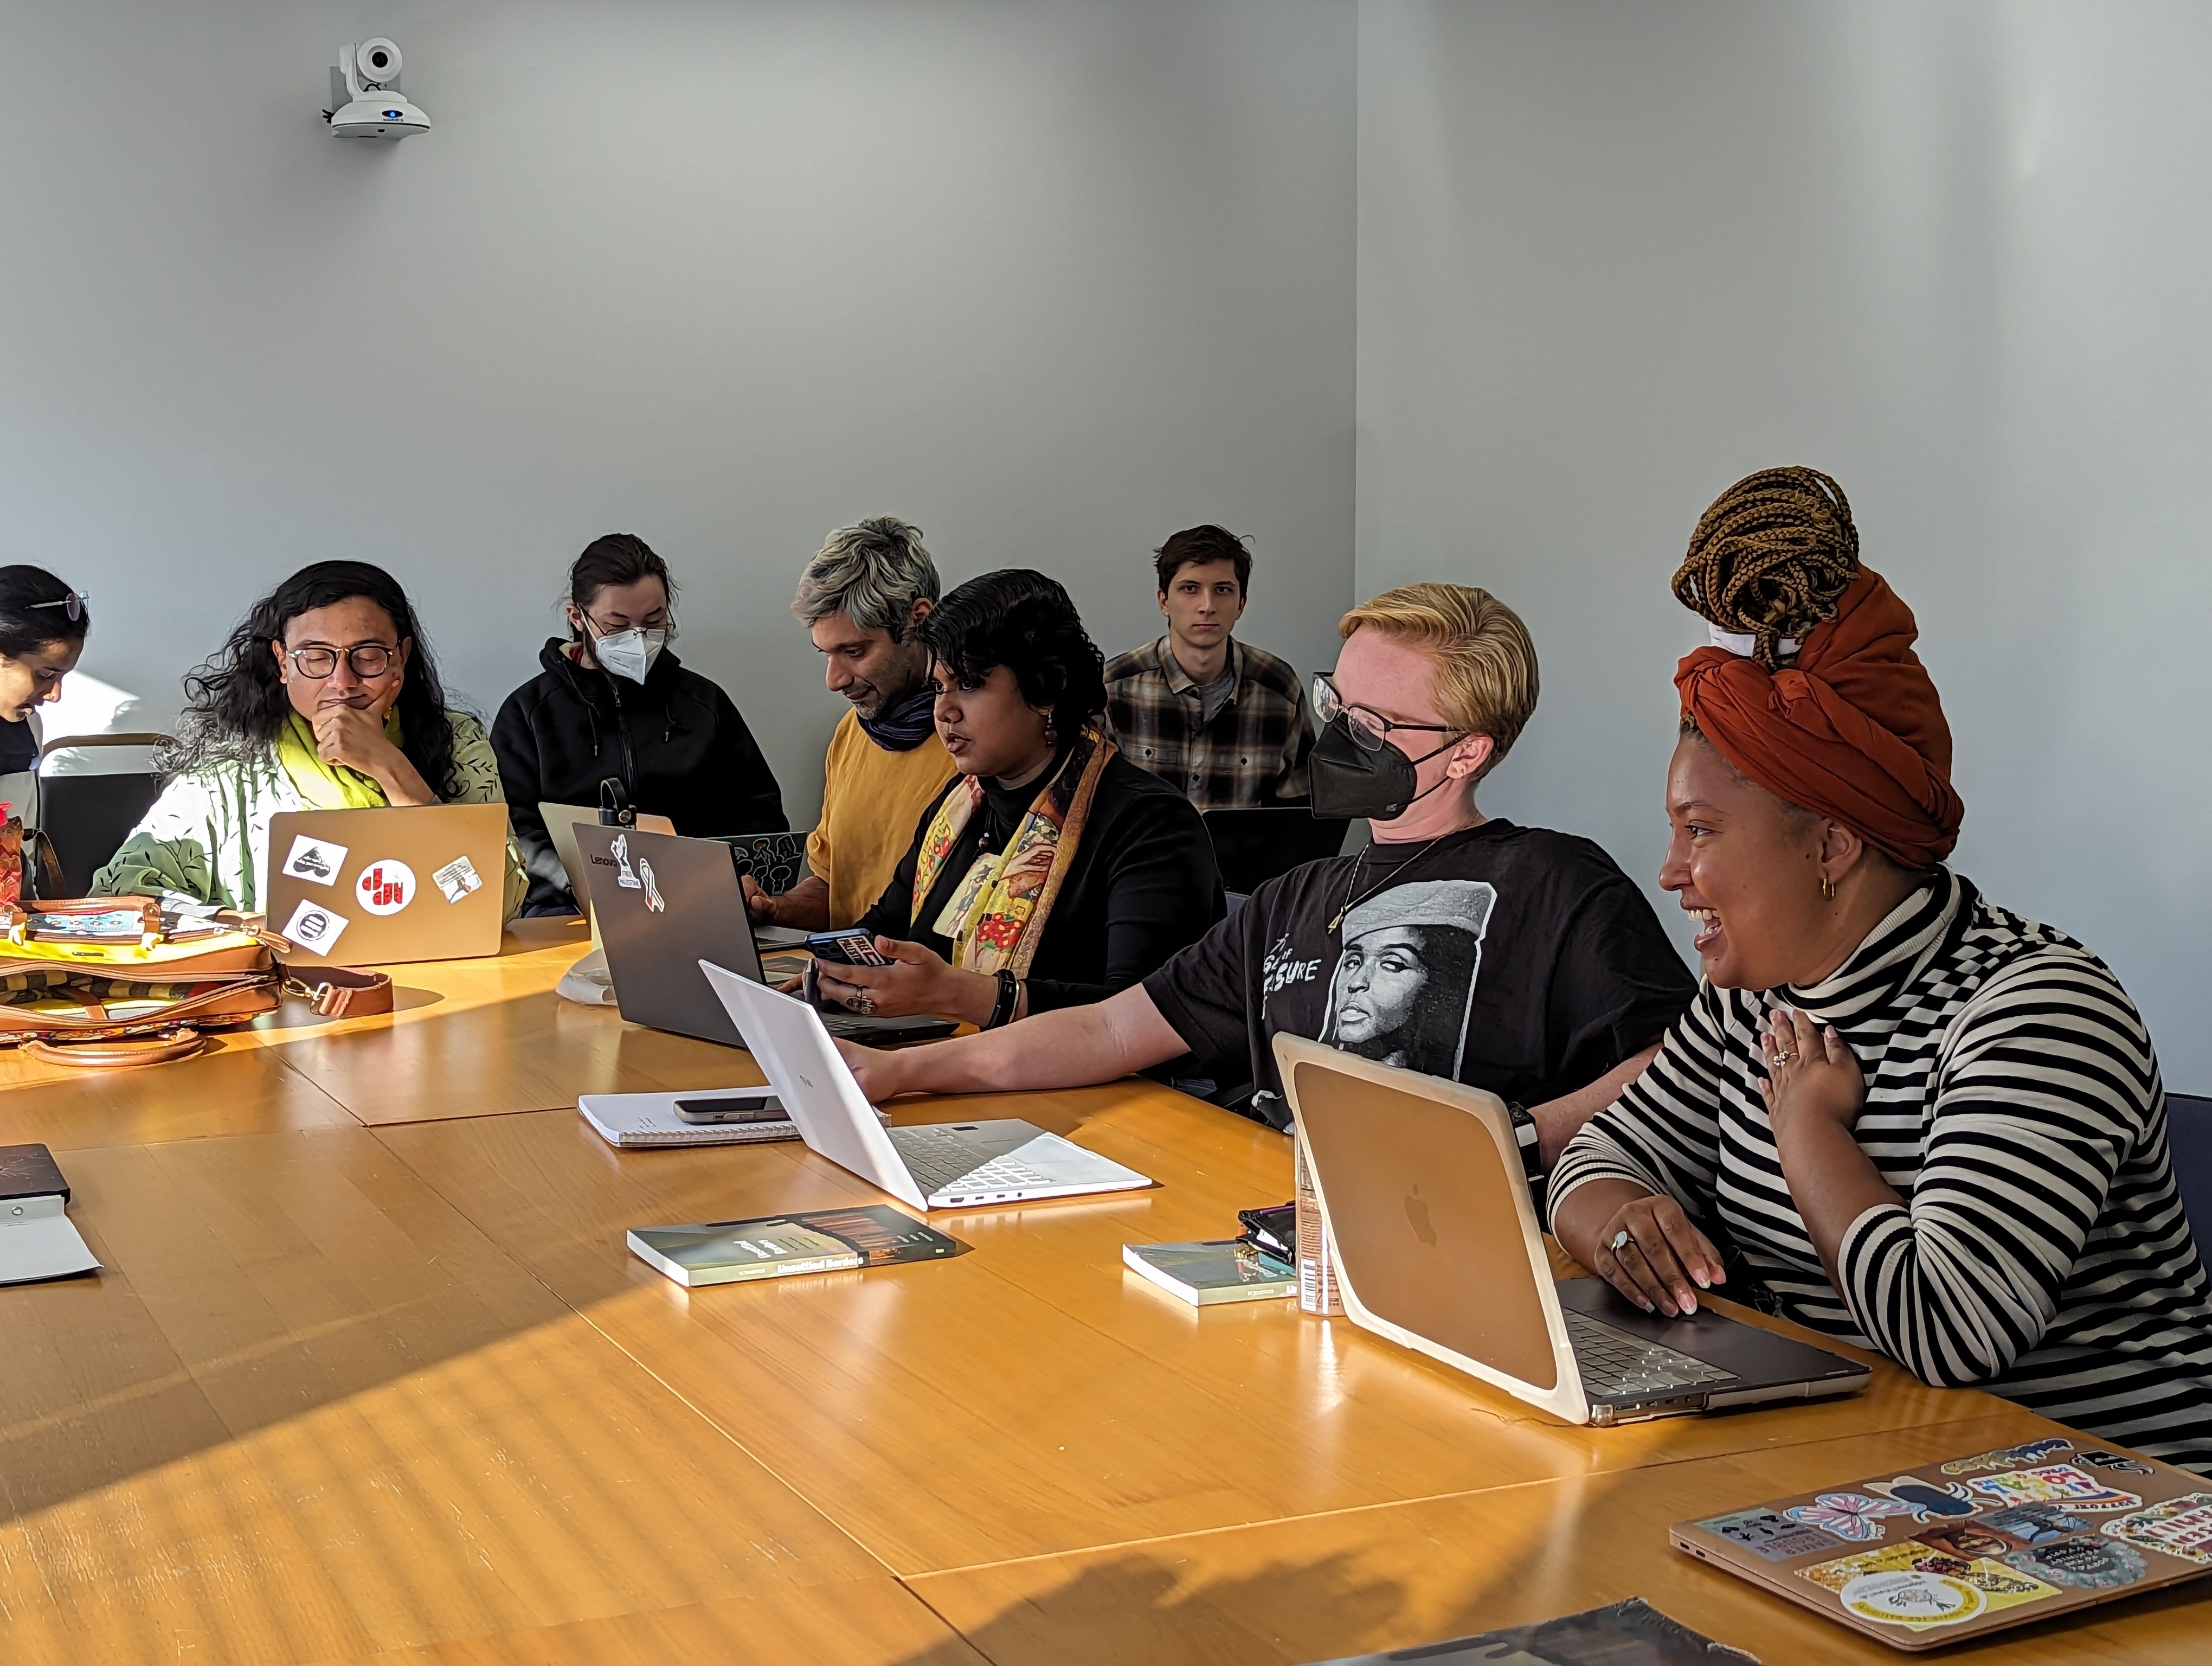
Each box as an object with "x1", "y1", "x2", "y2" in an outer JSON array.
[
  {"x1": 804, "y1": 927, "x2": 892, "y2": 966},
  {"x1": 674, "y1": 1094, "x2": 787, "y2": 1125}
]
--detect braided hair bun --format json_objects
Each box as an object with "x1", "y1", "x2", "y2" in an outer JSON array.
[{"x1": 1672, "y1": 466, "x2": 1861, "y2": 665}]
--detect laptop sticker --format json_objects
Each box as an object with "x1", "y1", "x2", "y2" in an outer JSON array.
[
  {"x1": 1695, "y1": 1508, "x2": 1848, "y2": 1561},
  {"x1": 2075, "y1": 1448, "x2": 2156, "y2": 1476},
  {"x1": 431, "y1": 855, "x2": 483, "y2": 904},
  {"x1": 1914, "y1": 1522, "x2": 2014, "y2": 1560},
  {"x1": 356, "y1": 860, "x2": 416, "y2": 917},
  {"x1": 1940, "y1": 1437, "x2": 2072, "y2": 1476},
  {"x1": 611, "y1": 833, "x2": 641, "y2": 889},
  {"x1": 2099, "y1": 1493, "x2": 2212, "y2": 1566},
  {"x1": 1800, "y1": 1542, "x2": 2060, "y2": 1630},
  {"x1": 281, "y1": 898, "x2": 350, "y2": 955},
  {"x1": 281, "y1": 835, "x2": 348, "y2": 887},
  {"x1": 1837, "y1": 1571, "x2": 1985, "y2": 1630},
  {"x1": 1977, "y1": 1503, "x2": 2095, "y2": 1545},
  {"x1": 1865, "y1": 1476, "x2": 1981, "y2": 1522},
  {"x1": 2002, "y1": 1535, "x2": 2147, "y2": 1590},
  {"x1": 1783, "y1": 1493, "x2": 1915, "y2": 1542},
  {"x1": 640, "y1": 857, "x2": 666, "y2": 913},
  {"x1": 1964, "y1": 1464, "x2": 2142, "y2": 1513}
]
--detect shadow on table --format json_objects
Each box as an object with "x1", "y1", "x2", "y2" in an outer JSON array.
[{"x1": 896, "y1": 1552, "x2": 1411, "y2": 1666}]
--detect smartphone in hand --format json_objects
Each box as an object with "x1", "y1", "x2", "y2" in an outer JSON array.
[
  {"x1": 674, "y1": 1094, "x2": 787, "y2": 1125},
  {"x1": 804, "y1": 928, "x2": 892, "y2": 966}
]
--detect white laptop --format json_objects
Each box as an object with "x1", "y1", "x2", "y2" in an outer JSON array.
[{"x1": 699, "y1": 960, "x2": 1153, "y2": 1210}]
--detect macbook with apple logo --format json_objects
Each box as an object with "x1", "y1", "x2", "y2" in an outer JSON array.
[{"x1": 1274, "y1": 1034, "x2": 1870, "y2": 1425}]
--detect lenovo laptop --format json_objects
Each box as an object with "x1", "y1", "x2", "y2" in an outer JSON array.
[
  {"x1": 700, "y1": 961, "x2": 1153, "y2": 1210},
  {"x1": 576, "y1": 824, "x2": 952, "y2": 1047},
  {"x1": 265, "y1": 803, "x2": 509, "y2": 966},
  {"x1": 1275, "y1": 1035, "x2": 1870, "y2": 1425},
  {"x1": 538, "y1": 801, "x2": 675, "y2": 927}
]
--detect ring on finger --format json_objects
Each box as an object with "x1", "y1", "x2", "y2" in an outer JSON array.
[
  {"x1": 1610, "y1": 1229, "x2": 1631, "y2": 1254},
  {"x1": 1770, "y1": 1046, "x2": 1793, "y2": 1065}
]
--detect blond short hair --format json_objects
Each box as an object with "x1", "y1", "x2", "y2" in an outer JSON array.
[{"x1": 1338, "y1": 584, "x2": 1539, "y2": 779}]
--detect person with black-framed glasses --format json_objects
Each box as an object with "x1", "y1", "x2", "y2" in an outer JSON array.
[
  {"x1": 0, "y1": 566, "x2": 92, "y2": 848},
  {"x1": 93, "y1": 561, "x2": 524, "y2": 914},
  {"x1": 834, "y1": 582, "x2": 1696, "y2": 1213}
]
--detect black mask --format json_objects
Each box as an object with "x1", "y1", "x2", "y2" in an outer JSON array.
[{"x1": 1309, "y1": 714, "x2": 1462, "y2": 821}]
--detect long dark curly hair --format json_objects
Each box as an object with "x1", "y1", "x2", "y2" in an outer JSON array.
[{"x1": 164, "y1": 561, "x2": 463, "y2": 797}]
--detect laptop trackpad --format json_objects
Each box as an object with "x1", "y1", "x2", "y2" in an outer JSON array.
[{"x1": 1555, "y1": 1277, "x2": 1863, "y2": 1387}]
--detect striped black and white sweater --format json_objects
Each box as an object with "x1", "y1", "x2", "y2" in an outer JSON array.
[{"x1": 1549, "y1": 870, "x2": 2212, "y2": 1472}]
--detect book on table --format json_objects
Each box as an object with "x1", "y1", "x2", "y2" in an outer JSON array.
[
  {"x1": 0, "y1": 1143, "x2": 99, "y2": 1286},
  {"x1": 628, "y1": 1203, "x2": 963, "y2": 1287},
  {"x1": 1122, "y1": 1238, "x2": 1297, "y2": 1305}
]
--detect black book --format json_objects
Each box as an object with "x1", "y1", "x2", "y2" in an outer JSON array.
[{"x1": 0, "y1": 1143, "x2": 68, "y2": 1204}]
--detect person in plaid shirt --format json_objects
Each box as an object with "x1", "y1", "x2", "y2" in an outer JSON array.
[{"x1": 1103, "y1": 524, "x2": 1315, "y2": 810}]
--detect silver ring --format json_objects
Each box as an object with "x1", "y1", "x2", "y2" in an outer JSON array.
[
  {"x1": 1610, "y1": 1229, "x2": 1631, "y2": 1254},
  {"x1": 1770, "y1": 1047, "x2": 1793, "y2": 1066},
  {"x1": 849, "y1": 993, "x2": 874, "y2": 1015}
]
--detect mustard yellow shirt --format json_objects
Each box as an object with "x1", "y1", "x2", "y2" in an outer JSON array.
[{"x1": 806, "y1": 709, "x2": 954, "y2": 928}]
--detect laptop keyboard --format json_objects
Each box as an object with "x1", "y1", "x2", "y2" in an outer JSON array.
[
  {"x1": 1564, "y1": 1309, "x2": 1734, "y2": 1400},
  {"x1": 890, "y1": 1125, "x2": 1053, "y2": 1196}
]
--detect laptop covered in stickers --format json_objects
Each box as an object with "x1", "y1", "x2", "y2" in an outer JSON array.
[
  {"x1": 1671, "y1": 1434, "x2": 2212, "y2": 1650},
  {"x1": 265, "y1": 804, "x2": 508, "y2": 966}
]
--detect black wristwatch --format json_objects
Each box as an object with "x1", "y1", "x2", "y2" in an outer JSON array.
[
  {"x1": 1504, "y1": 1100, "x2": 1542, "y2": 1184},
  {"x1": 985, "y1": 969, "x2": 1020, "y2": 1029}
]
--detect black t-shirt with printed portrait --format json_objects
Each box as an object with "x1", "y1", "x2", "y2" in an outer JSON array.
[{"x1": 1142, "y1": 819, "x2": 1696, "y2": 1130}]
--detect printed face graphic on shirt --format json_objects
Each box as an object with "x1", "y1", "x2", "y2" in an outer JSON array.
[{"x1": 1322, "y1": 880, "x2": 1495, "y2": 1078}]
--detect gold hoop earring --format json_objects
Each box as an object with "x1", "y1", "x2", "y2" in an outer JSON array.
[{"x1": 1819, "y1": 873, "x2": 1836, "y2": 902}]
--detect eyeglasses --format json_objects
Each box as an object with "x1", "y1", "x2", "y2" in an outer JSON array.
[
  {"x1": 287, "y1": 644, "x2": 398, "y2": 680},
  {"x1": 28, "y1": 592, "x2": 88, "y2": 623},
  {"x1": 1312, "y1": 671, "x2": 1461, "y2": 754}
]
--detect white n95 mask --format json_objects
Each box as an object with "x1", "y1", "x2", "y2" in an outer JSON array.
[{"x1": 593, "y1": 626, "x2": 668, "y2": 684}]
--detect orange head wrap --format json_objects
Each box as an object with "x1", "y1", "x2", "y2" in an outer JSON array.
[{"x1": 1671, "y1": 469, "x2": 1965, "y2": 869}]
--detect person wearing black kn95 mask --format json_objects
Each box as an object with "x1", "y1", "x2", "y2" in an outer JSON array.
[{"x1": 832, "y1": 582, "x2": 1694, "y2": 1215}]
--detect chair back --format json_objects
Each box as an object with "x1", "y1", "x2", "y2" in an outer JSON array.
[
  {"x1": 37, "y1": 733, "x2": 171, "y2": 898},
  {"x1": 2169, "y1": 1092, "x2": 2212, "y2": 1260}
]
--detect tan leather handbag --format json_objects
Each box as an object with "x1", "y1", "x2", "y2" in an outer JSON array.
[{"x1": 0, "y1": 898, "x2": 282, "y2": 1066}]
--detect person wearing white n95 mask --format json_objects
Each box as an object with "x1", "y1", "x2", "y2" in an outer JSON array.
[
  {"x1": 491, "y1": 533, "x2": 787, "y2": 915},
  {"x1": 584, "y1": 619, "x2": 669, "y2": 685}
]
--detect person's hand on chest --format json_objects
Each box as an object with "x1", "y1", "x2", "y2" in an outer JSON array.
[{"x1": 1757, "y1": 1004, "x2": 1866, "y2": 1135}]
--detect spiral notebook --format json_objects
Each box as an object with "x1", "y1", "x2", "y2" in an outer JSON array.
[{"x1": 577, "y1": 1090, "x2": 798, "y2": 1149}]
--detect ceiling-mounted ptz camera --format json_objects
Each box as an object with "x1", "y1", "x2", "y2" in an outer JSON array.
[{"x1": 325, "y1": 40, "x2": 430, "y2": 139}]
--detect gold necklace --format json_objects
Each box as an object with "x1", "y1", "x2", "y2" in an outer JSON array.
[{"x1": 1328, "y1": 836, "x2": 1444, "y2": 933}]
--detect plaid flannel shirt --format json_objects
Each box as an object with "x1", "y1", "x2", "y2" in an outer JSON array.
[{"x1": 1103, "y1": 636, "x2": 1314, "y2": 811}]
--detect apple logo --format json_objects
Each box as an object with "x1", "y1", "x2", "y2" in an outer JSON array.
[{"x1": 1404, "y1": 1185, "x2": 1437, "y2": 1247}]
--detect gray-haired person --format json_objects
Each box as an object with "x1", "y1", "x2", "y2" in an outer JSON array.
[{"x1": 745, "y1": 516, "x2": 953, "y2": 930}]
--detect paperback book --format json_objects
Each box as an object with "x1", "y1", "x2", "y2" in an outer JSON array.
[
  {"x1": 629, "y1": 1203, "x2": 964, "y2": 1287},
  {"x1": 1123, "y1": 1238, "x2": 1297, "y2": 1306}
]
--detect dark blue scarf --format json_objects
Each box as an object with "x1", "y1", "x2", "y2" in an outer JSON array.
[{"x1": 857, "y1": 684, "x2": 938, "y2": 752}]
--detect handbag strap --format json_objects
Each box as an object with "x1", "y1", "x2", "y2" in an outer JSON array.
[
  {"x1": 282, "y1": 965, "x2": 396, "y2": 1019},
  {"x1": 24, "y1": 1028, "x2": 207, "y2": 1070}
]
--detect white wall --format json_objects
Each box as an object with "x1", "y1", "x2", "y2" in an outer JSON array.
[
  {"x1": 1357, "y1": 0, "x2": 2212, "y2": 1090},
  {"x1": 0, "y1": 1, "x2": 1354, "y2": 815}
]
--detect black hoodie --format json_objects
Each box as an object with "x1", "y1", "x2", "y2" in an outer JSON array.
[{"x1": 493, "y1": 638, "x2": 787, "y2": 914}]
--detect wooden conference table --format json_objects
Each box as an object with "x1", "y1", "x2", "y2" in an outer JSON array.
[{"x1": 0, "y1": 921, "x2": 2202, "y2": 1664}]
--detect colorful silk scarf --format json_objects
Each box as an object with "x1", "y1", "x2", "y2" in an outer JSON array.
[{"x1": 910, "y1": 725, "x2": 1113, "y2": 977}]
